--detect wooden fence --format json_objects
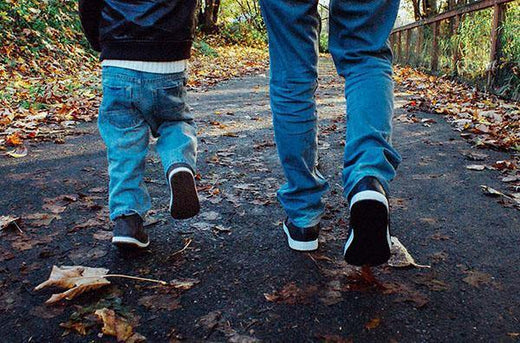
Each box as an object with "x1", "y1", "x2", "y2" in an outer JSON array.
[{"x1": 390, "y1": 0, "x2": 516, "y2": 90}]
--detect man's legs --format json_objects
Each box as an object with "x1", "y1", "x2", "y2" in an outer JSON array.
[
  {"x1": 259, "y1": 0, "x2": 329, "y2": 230},
  {"x1": 328, "y1": 0, "x2": 402, "y2": 197},
  {"x1": 329, "y1": 0, "x2": 402, "y2": 265}
]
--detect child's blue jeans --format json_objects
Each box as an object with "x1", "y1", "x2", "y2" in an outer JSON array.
[
  {"x1": 98, "y1": 66, "x2": 197, "y2": 221},
  {"x1": 259, "y1": 0, "x2": 402, "y2": 228}
]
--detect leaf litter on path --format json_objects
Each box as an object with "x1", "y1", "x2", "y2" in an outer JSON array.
[{"x1": 35, "y1": 265, "x2": 167, "y2": 304}]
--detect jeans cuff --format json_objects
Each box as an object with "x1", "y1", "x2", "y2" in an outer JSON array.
[{"x1": 110, "y1": 209, "x2": 145, "y2": 222}]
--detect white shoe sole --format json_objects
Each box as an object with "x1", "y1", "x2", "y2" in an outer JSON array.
[
  {"x1": 283, "y1": 222, "x2": 318, "y2": 252},
  {"x1": 112, "y1": 236, "x2": 150, "y2": 248}
]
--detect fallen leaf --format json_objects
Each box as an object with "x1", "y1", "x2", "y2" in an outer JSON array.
[
  {"x1": 93, "y1": 230, "x2": 112, "y2": 241},
  {"x1": 480, "y1": 185, "x2": 505, "y2": 197},
  {"x1": 213, "y1": 225, "x2": 231, "y2": 233},
  {"x1": 383, "y1": 282, "x2": 429, "y2": 308},
  {"x1": 5, "y1": 145, "x2": 28, "y2": 158},
  {"x1": 414, "y1": 273, "x2": 450, "y2": 291},
  {"x1": 462, "y1": 270, "x2": 494, "y2": 288},
  {"x1": 466, "y1": 164, "x2": 486, "y2": 171},
  {"x1": 364, "y1": 317, "x2": 381, "y2": 330},
  {"x1": 264, "y1": 282, "x2": 318, "y2": 305},
  {"x1": 95, "y1": 308, "x2": 145, "y2": 342},
  {"x1": 388, "y1": 237, "x2": 430, "y2": 268},
  {"x1": 138, "y1": 294, "x2": 181, "y2": 311},
  {"x1": 197, "y1": 310, "x2": 222, "y2": 331},
  {"x1": 169, "y1": 278, "x2": 200, "y2": 290},
  {"x1": 34, "y1": 265, "x2": 110, "y2": 304},
  {"x1": 461, "y1": 151, "x2": 488, "y2": 161},
  {"x1": 60, "y1": 321, "x2": 91, "y2": 335},
  {"x1": 71, "y1": 217, "x2": 105, "y2": 231},
  {"x1": 200, "y1": 211, "x2": 221, "y2": 221},
  {"x1": 24, "y1": 213, "x2": 61, "y2": 226},
  {"x1": 319, "y1": 280, "x2": 343, "y2": 306},
  {"x1": 30, "y1": 305, "x2": 65, "y2": 319},
  {"x1": 0, "y1": 215, "x2": 21, "y2": 231}
]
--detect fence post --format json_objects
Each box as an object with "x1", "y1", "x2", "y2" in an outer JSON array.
[
  {"x1": 417, "y1": 26, "x2": 423, "y2": 66},
  {"x1": 397, "y1": 31, "x2": 402, "y2": 63},
  {"x1": 487, "y1": 3, "x2": 506, "y2": 89},
  {"x1": 405, "y1": 29, "x2": 411, "y2": 64},
  {"x1": 431, "y1": 21, "x2": 439, "y2": 72},
  {"x1": 452, "y1": 14, "x2": 462, "y2": 75}
]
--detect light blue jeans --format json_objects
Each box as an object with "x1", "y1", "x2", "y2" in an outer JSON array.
[
  {"x1": 98, "y1": 67, "x2": 197, "y2": 221},
  {"x1": 259, "y1": 0, "x2": 402, "y2": 228}
]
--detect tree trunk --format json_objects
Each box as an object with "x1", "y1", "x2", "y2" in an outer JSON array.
[
  {"x1": 199, "y1": 0, "x2": 220, "y2": 34},
  {"x1": 412, "y1": 0, "x2": 422, "y2": 21}
]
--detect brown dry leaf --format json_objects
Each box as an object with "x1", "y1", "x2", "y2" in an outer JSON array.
[
  {"x1": 319, "y1": 280, "x2": 343, "y2": 306},
  {"x1": 30, "y1": 305, "x2": 65, "y2": 319},
  {"x1": 462, "y1": 270, "x2": 495, "y2": 288},
  {"x1": 24, "y1": 213, "x2": 61, "y2": 227},
  {"x1": 383, "y1": 282, "x2": 429, "y2": 308},
  {"x1": 414, "y1": 273, "x2": 450, "y2": 291},
  {"x1": 34, "y1": 265, "x2": 110, "y2": 304},
  {"x1": 71, "y1": 217, "x2": 105, "y2": 231},
  {"x1": 197, "y1": 310, "x2": 222, "y2": 331},
  {"x1": 93, "y1": 230, "x2": 112, "y2": 241},
  {"x1": 138, "y1": 294, "x2": 181, "y2": 311},
  {"x1": 388, "y1": 237, "x2": 430, "y2": 268},
  {"x1": 169, "y1": 278, "x2": 200, "y2": 290},
  {"x1": 0, "y1": 215, "x2": 20, "y2": 230},
  {"x1": 59, "y1": 321, "x2": 90, "y2": 336},
  {"x1": 364, "y1": 317, "x2": 381, "y2": 330},
  {"x1": 95, "y1": 308, "x2": 146, "y2": 342},
  {"x1": 264, "y1": 282, "x2": 318, "y2": 305}
]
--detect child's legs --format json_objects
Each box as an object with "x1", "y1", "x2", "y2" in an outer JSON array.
[
  {"x1": 146, "y1": 72, "x2": 197, "y2": 176},
  {"x1": 259, "y1": 0, "x2": 329, "y2": 228},
  {"x1": 98, "y1": 67, "x2": 152, "y2": 221},
  {"x1": 328, "y1": 0, "x2": 402, "y2": 198}
]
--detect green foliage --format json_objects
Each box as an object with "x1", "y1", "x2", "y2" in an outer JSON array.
[
  {"x1": 193, "y1": 39, "x2": 219, "y2": 57},
  {"x1": 219, "y1": 21, "x2": 266, "y2": 47},
  {"x1": 319, "y1": 33, "x2": 329, "y2": 53},
  {"x1": 0, "y1": 0, "x2": 92, "y2": 56},
  {"x1": 501, "y1": 3, "x2": 520, "y2": 64},
  {"x1": 216, "y1": 0, "x2": 266, "y2": 46},
  {"x1": 456, "y1": 9, "x2": 493, "y2": 78},
  {"x1": 394, "y1": 3, "x2": 520, "y2": 100}
]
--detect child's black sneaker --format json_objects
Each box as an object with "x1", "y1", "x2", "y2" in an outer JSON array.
[
  {"x1": 283, "y1": 219, "x2": 320, "y2": 251},
  {"x1": 112, "y1": 214, "x2": 149, "y2": 249},
  {"x1": 343, "y1": 176, "x2": 391, "y2": 266},
  {"x1": 168, "y1": 164, "x2": 200, "y2": 219}
]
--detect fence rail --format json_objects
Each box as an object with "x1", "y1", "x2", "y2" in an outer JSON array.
[{"x1": 390, "y1": 0, "x2": 517, "y2": 93}]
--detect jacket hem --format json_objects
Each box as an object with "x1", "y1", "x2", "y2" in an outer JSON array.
[{"x1": 100, "y1": 41, "x2": 193, "y2": 62}]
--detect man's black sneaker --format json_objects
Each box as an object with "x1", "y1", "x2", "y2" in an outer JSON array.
[
  {"x1": 283, "y1": 219, "x2": 320, "y2": 251},
  {"x1": 343, "y1": 176, "x2": 391, "y2": 266},
  {"x1": 112, "y1": 214, "x2": 150, "y2": 249},
  {"x1": 167, "y1": 164, "x2": 200, "y2": 219}
]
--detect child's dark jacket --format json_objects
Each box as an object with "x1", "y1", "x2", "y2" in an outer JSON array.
[{"x1": 79, "y1": 0, "x2": 197, "y2": 62}]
